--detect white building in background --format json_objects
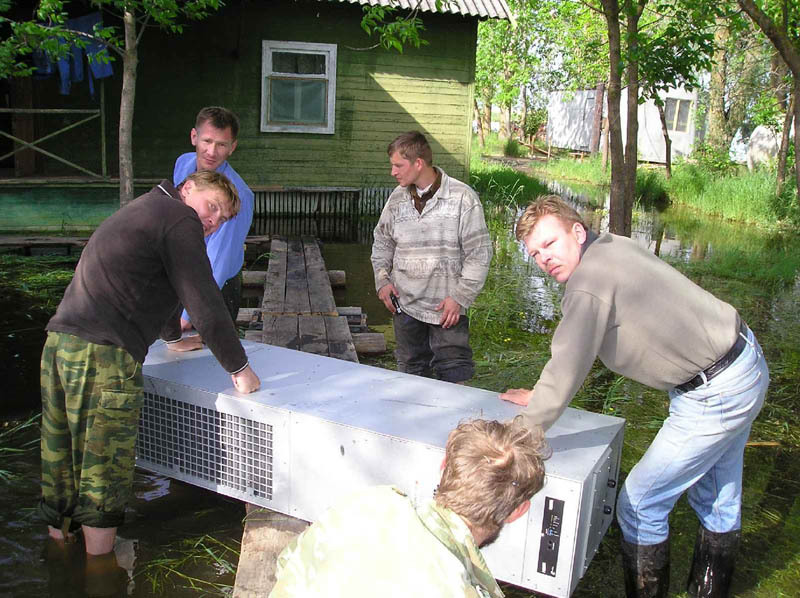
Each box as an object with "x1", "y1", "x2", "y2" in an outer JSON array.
[{"x1": 546, "y1": 85, "x2": 700, "y2": 164}]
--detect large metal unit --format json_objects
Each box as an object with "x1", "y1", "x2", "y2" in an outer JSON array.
[{"x1": 138, "y1": 340, "x2": 624, "y2": 597}]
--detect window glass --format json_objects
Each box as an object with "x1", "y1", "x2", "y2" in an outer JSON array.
[
  {"x1": 272, "y1": 52, "x2": 326, "y2": 75},
  {"x1": 269, "y1": 80, "x2": 326, "y2": 124},
  {"x1": 664, "y1": 98, "x2": 678, "y2": 130},
  {"x1": 675, "y1": 100, "x2": 690, "y2": 132}
]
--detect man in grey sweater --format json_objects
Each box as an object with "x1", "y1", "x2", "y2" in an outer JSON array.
[
  {"x1": 371, "y1": 132, "x2": 492, "y2": 383},
  {"x1": 501, "y1": 196, "x2": 768, "y2": 598}
]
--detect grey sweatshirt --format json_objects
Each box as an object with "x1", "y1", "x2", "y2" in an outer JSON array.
[
  {"x1": 521, "y1": 232, "x2": 740, "y2": 431},
  {"x1": 371, "y1": 169, "x2": 492, "y2": 325}
]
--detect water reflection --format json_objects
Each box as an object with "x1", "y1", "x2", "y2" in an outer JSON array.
[{"x1": 547, "y1": 180, "x2": 699, "y2": 260}]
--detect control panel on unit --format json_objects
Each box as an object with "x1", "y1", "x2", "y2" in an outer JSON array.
[{"x1": 538, "y1": 497, "x2": 565, "y2": 577}]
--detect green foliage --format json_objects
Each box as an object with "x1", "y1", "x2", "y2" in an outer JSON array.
[
  {"x1": 750, "y1": 90, "x2": 787, "y2": 130},
  {"x1": 634, "y1": 168, "x2": 669, "y2": 210},
  {"x1": 690, "y1": 142, "x2": 740, "y2": 176},
  {"x1": 0, "y1": 0, "x2": 221, "y2": 77},
  {"x1": 359, "y1": 0, "x2": 452, "y2": 52},
  {"x1": 472, "y1": 132, "x2": 506, "y2": 157},
  {"x1": 521, "y1": 106, "x2": 547, "y2": 140},
  {"x1": 503, "y1": 138, "x2": 526, "y2": 158}
]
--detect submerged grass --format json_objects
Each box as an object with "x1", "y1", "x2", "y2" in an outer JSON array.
[
  {"x1": 0, "y1": 253, "x2": 80, "y2": 412},
  {"x1": 137, "y1": 534, "x2": 239, "y2": 596},
  {"x1": 0, "y1": 412, "x2": 40, "y2": 483}
]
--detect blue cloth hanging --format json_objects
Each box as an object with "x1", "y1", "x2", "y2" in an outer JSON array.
[{"x1": 48, "y1": 12, "x2": 113, "y2": 97}]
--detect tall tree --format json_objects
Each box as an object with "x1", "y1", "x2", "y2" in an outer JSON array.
[
  {"x1": 595, "y1": 0, "x2": 717, "y2": 234},
  {"x1": 705, "y1": 13, "x2": 772, "y2": 156},
  {"x1": 737, "y1": 0, "x2": 800, "y2": 206},
  {"x1": 1, "y1": 0, "x2": 223, "y2": 205}
]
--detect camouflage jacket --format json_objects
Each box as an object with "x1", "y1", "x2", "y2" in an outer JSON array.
[{"x1": 270, "y1": 485, "x2": 504, "y2": 598}]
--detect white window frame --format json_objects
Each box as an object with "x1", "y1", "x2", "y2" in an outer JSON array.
[{"x1": 261, "y1": 40, "x2": 337, "y2": 134}]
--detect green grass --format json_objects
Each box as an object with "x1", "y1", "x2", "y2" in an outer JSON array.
[
  {"x1": 529, "y1": 151, "x2": 800, "y2": 227},
  {"x1": 470, "y1": 158, "x2": 549, "y2": 209}
]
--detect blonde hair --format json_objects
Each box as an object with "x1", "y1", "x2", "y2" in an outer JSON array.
[
  {"x1": 387, "y1": 131, "x2": 433, "y2": 165},
  {"x1": 184, "y1": 171, "x2": 240, "y2": 218},
  {"x1": 436, "y1": 418, "x2": 547, "y2": 532},
  {"x1": 515, "y1": 195, "x2": 586, "y2": 241}
]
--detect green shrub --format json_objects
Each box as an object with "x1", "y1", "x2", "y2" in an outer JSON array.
[{"x1": 503, "y1": 138, "x2": 526, "y2": 158}]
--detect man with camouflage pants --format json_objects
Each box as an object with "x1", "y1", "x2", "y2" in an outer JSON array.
[
  {"x1": 39, "y1": 171, "x2": 260, "y2": 561},
  {"x1": 269, "y1": 418, "x2": 548, "y2": 597}
]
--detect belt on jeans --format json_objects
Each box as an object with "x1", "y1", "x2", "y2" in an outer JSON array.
[{"x1": 675, "y1": 321, "x2": 748, "y2": 393}]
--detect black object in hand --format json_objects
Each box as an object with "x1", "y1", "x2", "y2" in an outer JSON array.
[{"x1": 390, "y1": 293, "x2": 403, "y2": 314}]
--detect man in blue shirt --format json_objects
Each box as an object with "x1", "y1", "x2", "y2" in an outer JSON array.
[{"x1": 173, "y1": 106, "x2": 255, "y2": 331}]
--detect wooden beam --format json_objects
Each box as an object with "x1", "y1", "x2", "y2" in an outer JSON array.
[{"x1": 232, "y1": 505, "x2": 308, "y2": 598}]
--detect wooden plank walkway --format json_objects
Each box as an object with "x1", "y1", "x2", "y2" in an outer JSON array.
[
  {"x1": 242, "y1": 235, "x2": 358, "y2": 362},
  {"x1": 233, "y1": 235, "x2": 358, "y2": 597}
]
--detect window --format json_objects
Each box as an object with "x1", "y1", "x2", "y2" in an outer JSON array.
[
  {"x1": 261, "y1": 41, "x2": 337, "y2": 134},
  {"x1": 664, "y1": 98, "x2": 691, "y2": 133}
]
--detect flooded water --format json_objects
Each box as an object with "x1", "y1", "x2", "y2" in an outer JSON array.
[{"x1": 2, "y1": 178, "x2": 799, "y2": 597}]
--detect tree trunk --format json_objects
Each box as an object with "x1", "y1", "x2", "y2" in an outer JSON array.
[
  {"x1": 601, "y1": 0, "x2": 626, "y2": 235},
  {"x1": 521, "y1": 86, "x2": 529, "y2": 141},
  {"x1": 737, "y1": 0, "x2": 800, "y2": 208},
  {"x1": 776, "y1": 92, "x2": 794, "y2": 196},
  {"x1": 474, "y1": 99, "x2": 485, "y2": 147},
  {"x1": 771, "y1": 49, "x2": 790, "y2": 111},
  {"x1": 589, "y1": 81, "x2": 605, "y2": 154},
  {"x1": 657, "y1": 103, "x2": 672, "y2": 179},
  {"x1": 707, "y1": 18, "x2": 730, "y2": 153},
  {"x1": 481, "y1": 100, "x2": 492, "y2": 138},
  {"x1": 621, "y1": 0, "x2": 646, "y2": 237},
  {"x1": 794, "y1": 77, "x2": 800, "y2": 207},
  {"x1": 500, "y1": 106, "x2": 511, "y2": 140},
  {"x1": 119, "y1": 11, "x2": 138, "y2": 206}
]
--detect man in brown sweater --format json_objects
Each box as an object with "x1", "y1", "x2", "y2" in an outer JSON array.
[
  {"x1": 40, "y1": 171, "x2": 260, "y2": 564},
  {"x1": 501, "y1": 196, "x2": 769, "y2": 598}
]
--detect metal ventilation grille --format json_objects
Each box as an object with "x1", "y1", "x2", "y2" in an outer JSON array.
[{"x1": 137, "y1": 392, "x2": 273, "y2": 499}]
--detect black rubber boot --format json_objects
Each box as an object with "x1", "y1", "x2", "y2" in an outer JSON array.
[
  {"x1": 686, "y1": 526, "x2": 740, "y2": 598},
  {"x1": 620, "y1": 537, "x2": 670, "y2": 598}
]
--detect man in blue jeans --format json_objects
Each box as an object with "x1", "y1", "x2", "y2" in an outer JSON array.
[{"x1": 500, "y1": 196, "x2": 769, "y2": 598}]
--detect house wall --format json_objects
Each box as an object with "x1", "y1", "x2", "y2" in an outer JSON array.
[
  {"x1": 620, "y1": 86, "x2": 698, "y2": 163},
  {"x1": 547, "y1": 90, "x2": 597, "y2": 152},
  {"x1": 547, "y1": 85, "x2": 698, "y2": 164},
  {"x1": 20, "y1": 0, "x2": 478, "y2": 188}
]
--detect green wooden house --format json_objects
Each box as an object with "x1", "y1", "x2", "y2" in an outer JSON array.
[{"x1": 2, "y1": 0, "x2": 512, "y2": 221}]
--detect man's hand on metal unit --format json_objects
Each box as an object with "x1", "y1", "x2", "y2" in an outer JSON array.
[
  {"x1": 500, "y1": 388, "x2": 533, "y2": 406},
  {"x1": 232, "y1": 365, "x2": 260, "y2": 394},
  {"x1": 378, "y1": 283, "x2": 400, "y2": 313},
  {"x1": 167, "y1": 336, "x2": 204, "y2": 352},
  {"x1": 436, "y1": 296, "x2": 461, "y2": 328}
]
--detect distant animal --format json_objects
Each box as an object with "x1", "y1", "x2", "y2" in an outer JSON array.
[{"x1": 747, "y1": 125, "x2": 781, "y2": 171}]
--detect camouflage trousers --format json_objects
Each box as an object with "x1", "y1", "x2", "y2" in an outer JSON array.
[{"x1": 39, "y1": 332, "x2": 143, "y2": 530}]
